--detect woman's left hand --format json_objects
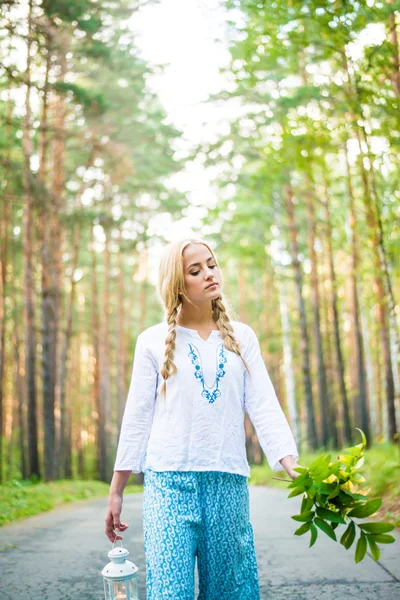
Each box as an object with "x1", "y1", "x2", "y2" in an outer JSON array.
[
  {"x1": 279, "y1": 455, "x2": 304, "y2": 480},
  {"x1": 286, "y1": 463, "x2": 304, "y2": 479}
]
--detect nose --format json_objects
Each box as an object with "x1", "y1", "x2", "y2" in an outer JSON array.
[{"x1": 204, "y1": 267, "x2": 214, "y2": 278}]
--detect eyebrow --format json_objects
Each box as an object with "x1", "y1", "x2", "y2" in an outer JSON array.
[{"x1": 187, "y1": 255, "x2": 215, "y2": 270}]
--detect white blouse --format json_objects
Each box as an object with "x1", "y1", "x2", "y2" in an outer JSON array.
[{"x1": 114, "y1": 320, "x2": 299, "y2": 478}]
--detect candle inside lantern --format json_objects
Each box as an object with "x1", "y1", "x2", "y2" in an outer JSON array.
[{"x1": 114, "y1": 582, "x2": 127, "y2": 599}]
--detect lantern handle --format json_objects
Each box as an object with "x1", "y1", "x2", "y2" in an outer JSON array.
[{"x1": 112, "y1": 535, "x2": 123, "y2": 548}]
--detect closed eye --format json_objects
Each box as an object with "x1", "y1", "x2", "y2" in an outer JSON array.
[{"x1": 191, "y1": 265, "x2": 217, "y2": 276}]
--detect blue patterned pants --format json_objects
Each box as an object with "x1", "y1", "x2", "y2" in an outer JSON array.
[{"x1": 143, "y1": 469, "x2": 260, "y2": 599}]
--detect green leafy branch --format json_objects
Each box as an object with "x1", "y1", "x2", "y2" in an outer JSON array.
[{"x1": 288, "y1": 429, "x2": 396, "y2": 563}]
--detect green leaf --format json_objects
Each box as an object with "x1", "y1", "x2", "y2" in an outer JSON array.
[
  {"x1": 358, "y1": 522, "x2": 394, "y2": 534},
  {"x1": 318, "y1": 482, "x2": 339, "y2": 496},
  {"x1": 316, "y1": 506, "x2": 346, "y2": 524},
  {"x1": 337, "y1": 491, "x2": 357, "y2": 507},
  {"x1": 355, "y1": 456, "x2": 364, "y2": 469},
  {"x1": 309, "y1": 455, "x2": 332, "y2": 481},
  {"x1": 309, "y1": 523, "x2": 318, "y2": 548},
  {"x1": 327, "y1": 483, "x2": 341, "y2": 500},
  {"x1": 294, "y1": 467, "x2": 308, "y2": 475},
  {"x1": 340, "y1": 521, "x2": 356, "y2": 549},
  {"x1": 316, "y1": 492, "x2": 328, "y2": 506},
  {"x1": 355, "y1": 531, "x2": 368, "y2": 563},
  {"x1": 369, "y1": 534, "x2": 396, "y2": 544},
  {"x1": 355, "y1": 428, "x2": 367, "y2": 449},
  {"x1": 287, "y1": 473, "x2": 310, "y2": 488},
  {"x1": 294, "y1": 522, "x2": 312, "y2": 536},
  {"x1": 314, "y1": 517, "x2": 337, "y2": 541},
  {"x1": 301, "y1": 495, "x2": 314, "y2": 513},
  {"x1": 313, "y1": 467, "x2": 332, "y2": 482},
  {"x1": 348, "y1": 499, "x2": 382, "y2": 519},
  {"x1": 291, "y1": 510, "x2": 315, "y2": 522},
  {"x1": 366, "y1": 536, "x2": 381, "y2": 561},
  {"x1": 329, "y1": 463, "x2": 341, "y2": 477},
  {"x1": 308, "y1": 454, "x2": 327, "y2": 472},
  {"x1": 288, "y1": 485, "x2": 306, "y2": 498},
  {"x1": 350, "y1": 472, "x2": 365, "y2": 483},
  {"x1": 307, "y1": 485, "x2": 317, "y2": 500},
  {"x1": 308, "y1": 454, "x2": 331, "y2": 477},
  {"x1": 340, "y1": 489, "x2": 368, "y2": 502}
]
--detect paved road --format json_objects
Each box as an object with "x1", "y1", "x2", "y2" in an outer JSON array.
[{"x1": 0, "y1": 486, "x2": 399, "y2": 599}]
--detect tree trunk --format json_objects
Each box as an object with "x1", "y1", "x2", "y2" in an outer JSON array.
[
  {"x1": 0, "y1": 194, "x2": 10, "y2": 484},
  {"x1": 74, "y1": 332, "x2": 84, "y2": 479},
  {"x1": 320, "y1": 269, "x2": 339, "y2": 449},
  {"x1": 12, "y1": 294, "x2": 28, "y2": 480},
  {"x1": 0, "y1": 94, "x2": 14, "y2": 484},
  {"x1": 360, "y1": 306, "x2": 377, "y2": 439},
  {"x1": 322, "y1": 181, "x2": 352, "y2": 445},
  {"x1": 343, "y1": 141, "x2": 370, "y2": 443},
  {"x1": 58, "y1": 247, "x2": 77, "y2": 479},
  {"x1": 22, "y1": 0, "x2": 40, "y2": 479},
  {"x1": 99, "y1": 228, "x2": 112, "y2": 481},
  {"x1": 50, "y1": 37, "x2": 67, "y2": 477},
  {"x1": 277, "y1": 272, "x2": 301, "y2": 447},
  {"x1": 37, "y1": 28, "x2": 58, "y2": 481},
  {"x1": 91, "y1": 227, "x2": 105, "y2": 481},
  {"x1": 304, "y1": 187, "x2": 331, "y2": 446},
  {"x1": 354, "y1": 129, "x2": 396, "y2": 441},
  {"x1": 116, "y1": 234, "x2": 127, "y2": 427},
  {"x1": 388, "y1": 2, "x2": 400, "y2": 98},
  {"x1": 284, "y1": 181, "x2": 318, "y2": 449}
]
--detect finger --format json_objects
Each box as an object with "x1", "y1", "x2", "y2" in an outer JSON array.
[
  {"x1": 105, "y1": 528, "x2": 116, "y2": 542},
  {"x1": 105, "y1": 515, "x2": 118, "y2": 542},
  {"x1": 113, "y1": 514, "x2": 121, "y2": 532}
]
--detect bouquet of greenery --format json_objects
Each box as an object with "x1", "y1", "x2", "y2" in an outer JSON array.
[{"x1": 286, "y1": 429, "x2": 396, "y2": 563}]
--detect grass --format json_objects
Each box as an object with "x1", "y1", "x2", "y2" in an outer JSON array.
[
  {"x1": 0, "y1": 479, "x2": 143, "y2": 527},
  {"x1": 249, "y1": 441, "x2": 400, "y2": 528}
]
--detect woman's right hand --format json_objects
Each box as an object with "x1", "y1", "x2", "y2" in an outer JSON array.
[{"x1": 105, "y1": 493, "x2": 129, "y2": 543}]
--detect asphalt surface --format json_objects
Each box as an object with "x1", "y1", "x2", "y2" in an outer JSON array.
[{"x1": 0, "y1": 486, "x2": 399, "y2": 599}]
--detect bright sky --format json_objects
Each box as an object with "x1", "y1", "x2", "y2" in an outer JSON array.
[{"x1": 129, "y1": 0, "x2": 233, "y2": 241}]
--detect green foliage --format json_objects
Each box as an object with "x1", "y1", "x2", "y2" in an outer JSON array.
[
  {"x1": 0, "y1": 479, "x2": 142, "y2": 527},
  {"x1": 288, "y1": 430, "x2": 396, "y2": 563},
  {"x1": 52, "y1": 82, "x2": 108, "y2": 113}
]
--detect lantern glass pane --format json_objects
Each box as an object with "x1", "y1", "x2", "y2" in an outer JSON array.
[
  {"x1": 129, "y1": 578, "x2": 139, "y2": 599},
  {"x1": 113, "y1": 580, "x2": 128, "y2": 599},
  {"x1": 103, "y1": 579, "x2": 113, "y2": 600}
]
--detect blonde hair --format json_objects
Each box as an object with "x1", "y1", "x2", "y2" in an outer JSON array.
[{"x1": 157, "y1": 238, "x2": 250, "y2": 397}]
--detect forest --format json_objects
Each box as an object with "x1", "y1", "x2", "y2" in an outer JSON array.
[{"x1": 0, "y1": 0, "x2": 399, "y2": 485}]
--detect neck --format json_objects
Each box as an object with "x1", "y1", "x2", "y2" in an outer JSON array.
[{"x1": 177, "y1": 300, "x2": 215, "y2": 327}]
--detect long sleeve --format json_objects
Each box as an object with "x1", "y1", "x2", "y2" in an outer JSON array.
[
  {"x1": 243, "y1": 326, "x2": 299, "y2": 471},
  {"x1": 114, "y1": 333, "x2": 158, "y2": 473}
]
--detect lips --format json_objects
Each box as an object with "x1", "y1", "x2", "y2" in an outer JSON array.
[{"x1": 206, "y1": 283, "x2": 218, "y2": 290}]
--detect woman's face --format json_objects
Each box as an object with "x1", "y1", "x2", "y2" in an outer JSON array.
[{"x1": 181, "y1": 243, "x2": 221, "y2": 304}]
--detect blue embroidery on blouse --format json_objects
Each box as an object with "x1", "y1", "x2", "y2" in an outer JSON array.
[{"x1": 188, "y1": 342, "x2": 227, "y2": 403}]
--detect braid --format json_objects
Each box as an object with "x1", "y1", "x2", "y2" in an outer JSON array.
[
  {"x1": 160, "y1": 306, "x2": 179, "y2": 397},
  {"x1": 213, "y1": 296, "x2": 250, "y2": 375}
]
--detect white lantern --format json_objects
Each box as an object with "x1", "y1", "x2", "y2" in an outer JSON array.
[{"x1": 102, "y1": 541, "x2": 139, "y2": 600}]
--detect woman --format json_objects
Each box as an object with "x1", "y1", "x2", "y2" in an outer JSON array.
[{"x1": 105, "y1": 238, "x2": 300, "y2": 599}]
